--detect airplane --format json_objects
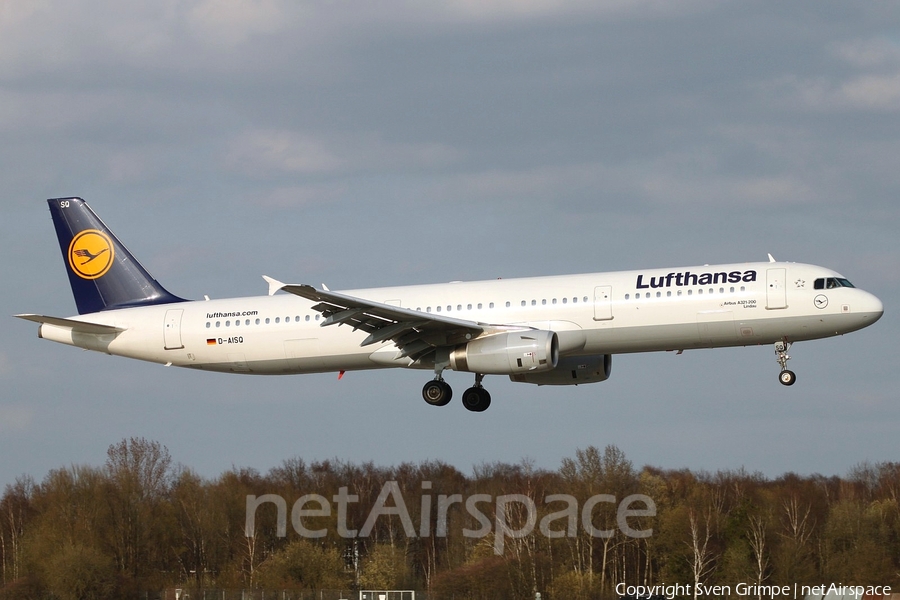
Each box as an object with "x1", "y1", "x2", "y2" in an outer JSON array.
[{"x1": 16, "y1": 197, "x2": 884, "y2": 412}]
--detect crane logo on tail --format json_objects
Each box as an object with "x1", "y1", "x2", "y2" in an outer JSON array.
[{"x1": 67, "y1": 229, "x2": 114, "y2": 280}]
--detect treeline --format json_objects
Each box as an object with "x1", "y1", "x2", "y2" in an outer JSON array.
[{"x1": 1, "y1": 438, "x2": 899, "y2": 600}]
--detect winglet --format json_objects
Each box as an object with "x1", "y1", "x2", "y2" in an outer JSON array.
[
  {"x1": 767, "y1": 253, "x2": 776, "y2": 263},
  {"x1": 262, "y1": 275, "x2": 285, "y2": 296}
]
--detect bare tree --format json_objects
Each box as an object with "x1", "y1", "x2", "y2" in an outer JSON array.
[
  {"x1": 687, "y1": 508, "x2": 715, "y2": 600},
  {"x1": 748, "y1": 514, "x2": 770, "y2": 600}
]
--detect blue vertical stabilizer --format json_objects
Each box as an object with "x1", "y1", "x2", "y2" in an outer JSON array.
[{"x1": 48, "y1": 197, "x2": 186, "y2": 314}]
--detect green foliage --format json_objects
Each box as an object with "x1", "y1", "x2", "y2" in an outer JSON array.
[
  {"x1": 359, "y1": 543, "x2": 410, "y2": 590},
  {"x1": 255, "y1": 539, "x2": 349, "y2": 590},
  {"x1": 42, "y1": 543, "x2": 117, "y2": 600}
]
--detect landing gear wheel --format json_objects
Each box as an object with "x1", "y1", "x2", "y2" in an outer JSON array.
[
  {"x1": 779, "y1": 370, "x2": 796, "y2": 386},
  {"x1": 462, "y1": 387, "x2": 491, "y2": 412},
  {"x1": 774, "y1": 341, "x2": 795, "y2": 387},
  {"x1": 422, "y1": 380, "x2": 452, "y2": 406}
]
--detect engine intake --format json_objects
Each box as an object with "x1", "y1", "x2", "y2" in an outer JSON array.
[{"x1": 450, "y1": 330, "x2": 559, "y2": 375}]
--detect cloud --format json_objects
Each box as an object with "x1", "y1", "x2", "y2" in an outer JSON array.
[
  {"x1": 188, "y1": 0, "x2": 288, "y2": 46},
  {"x1": 0, "y1": 405, "x2": 33, "y2": 433},
  {"x1": 834, "y1": 38, "x2": 900, "y2": 69},
  {"x1": 226, "y1": 130, "x2": 344, "y2": 175},
  {"x1": 755, "y1": 38, "x2": 900, "y2": 113},
  {"x1": 224, "y1": 129, "x2": 461, "y2": 177},
  {"x1": 838, "y1": 74, "x2": 900, "y2": 110}
]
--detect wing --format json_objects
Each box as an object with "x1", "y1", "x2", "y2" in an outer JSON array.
[{"x1": 264, "y1": 276, "x2": 515, "y2": 362}]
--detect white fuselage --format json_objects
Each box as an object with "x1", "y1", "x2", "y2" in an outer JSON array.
[{"x1": 37, "y1": 261, "x2": 884, "y2": 376}]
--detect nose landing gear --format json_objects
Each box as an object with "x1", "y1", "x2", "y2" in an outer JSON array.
[{"x1": 775, "y1": 341, "x2": 796, "y2": 386}]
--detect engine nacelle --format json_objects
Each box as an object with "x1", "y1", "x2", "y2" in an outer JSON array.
[
  {"x1": 510, "y1": 354, "x2": 612, "y2": 385},
  {"x1": 450, "y1": 330, "x2": 559, "y2": 375}
]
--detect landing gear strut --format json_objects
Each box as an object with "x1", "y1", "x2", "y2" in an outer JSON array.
[
  {"x1": 462, "y1": 374, "x2": 491, "y2": 412},
  {"x1": 775, "y1": 341, "x2": 796, "y2": 386}
]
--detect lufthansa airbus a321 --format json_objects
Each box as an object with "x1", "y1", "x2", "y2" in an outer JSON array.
[{"x1": 16, "y1": 198, "x2": 883, "y2": 412}]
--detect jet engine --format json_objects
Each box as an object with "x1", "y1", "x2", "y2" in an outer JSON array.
[
  {"x1": 510, "y1": 354, "x2": 612, "y2": 385},
  {"x1": 450, "y1": 330, "x2": 559, "y2": 375}
]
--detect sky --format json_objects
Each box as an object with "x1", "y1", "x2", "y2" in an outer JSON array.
[{"x1": 1, "y1": 0, "x2": 899, "y2": 490}]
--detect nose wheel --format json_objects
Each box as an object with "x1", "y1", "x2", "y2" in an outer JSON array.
[{"x1": 775, "y1": 341, "x2": 796, "y2": 386}]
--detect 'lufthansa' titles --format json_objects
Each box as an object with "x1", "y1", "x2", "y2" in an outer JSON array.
[{"x1": 636, "y1": 269, "x2": 757, "y2": 289}]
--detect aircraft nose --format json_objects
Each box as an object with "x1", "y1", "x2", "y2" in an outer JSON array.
[{"x1": 861, "y1": 290, "x2": 884, "y2": 323}]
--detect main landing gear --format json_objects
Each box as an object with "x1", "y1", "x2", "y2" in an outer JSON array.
[
  {"x1": 775, "y1": 341, "x2": 796, "y2": 386},
  {"x1": 422, "y1": 379, "x2": 452, "y2": 406},
  {"x1": 461, "y1": 374, "x2": 491, "y2": 413},
  {"x1": 422, "y1": 373, "x2": 492, "y2": 412}
]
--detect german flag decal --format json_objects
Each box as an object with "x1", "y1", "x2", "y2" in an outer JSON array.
[{"x1": 207, "y1": 339, "x2": 217, "y2": 345}]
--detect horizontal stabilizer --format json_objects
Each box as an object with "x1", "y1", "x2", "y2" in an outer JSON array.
[{"x1": 15, "y1": 314, "x2": 125, "y2": 335}]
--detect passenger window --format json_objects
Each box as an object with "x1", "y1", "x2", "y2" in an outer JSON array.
[
  {"x1": 206, "y1": 322, "x2": 211, "y2": 328},
  {"x1": 275, "y1": 317, "x2": 280, "y2": 324},
  {"x1": 583, "y1": 296, "x2": 588, "y2": 302},
  {"x1": 436, "y1": 306, "x2": 441, "y2": 312},
  {"x1": 457, "y1": 305, "x2": 462, "y2": 311},
  {"x1": 235, "y1": 320, "x2": 240, "y2": 327},
  {"x1": 667, "y1": 291, "x2": 672, "y2": 297},
  {"x1": 427, "y1": 307, "x2": 432, "y2": 313},
  {"x1": 265, "y1": 318, "x2": 270, "y2": 324},
  {"x1": 216, "y1": 321, "x2": 221, "y2": 327},
  {"x1": 255, "y1": 318, "x2": 260, "y2": 325},
  {"x1": 656, "y1": 292, "x2": 661, "y2": 298},
  {"x1": 305, "y1": 315, "x2": 310, "y2": 321},
  {"x1": 573, "y1": 297, "x2": 578, "y2": 303},
  {"x1": 532, "y1": 300, "x2": 537, "y2": 306},
  {"x1": 562, "y1": 297, "x2": 567, "y2": 304},
  {"x1": 625, "y1": 294, "x2": 630, "y2": 300},
  {"x1": 225, "y1": 320, "x2": 231, "y2": 327},
  {"x1": 542, "y1": 299, "x2": 547, "y2": 305}
]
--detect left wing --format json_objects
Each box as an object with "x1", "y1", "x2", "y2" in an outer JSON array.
[{"x1": 264, "y1": 277, "x2": 519, "y2": 362}]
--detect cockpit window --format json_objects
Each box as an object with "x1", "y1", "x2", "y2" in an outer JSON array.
[{"x1": 814, "y1": 277, "x2": 855, "y2": 290}]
